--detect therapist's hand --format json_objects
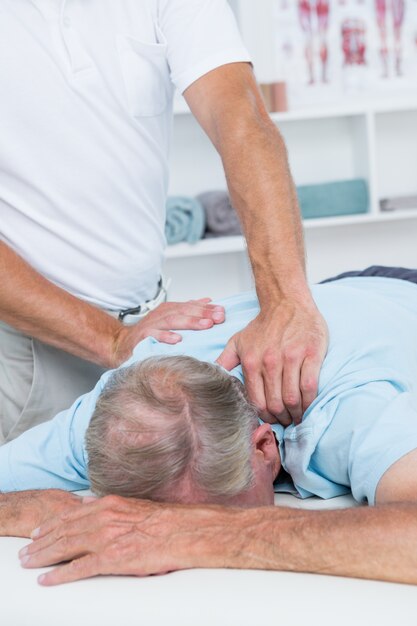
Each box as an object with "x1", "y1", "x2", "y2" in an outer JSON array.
[
  {"x1": 217, "y1": 298, "x2": 328, "y2": 425},
  {"x1": 0, "y1": 490, "x2": 82, "y2": 538},
  {"x1": 111, "y1": 298, "x2": 225, "y2": 368}
]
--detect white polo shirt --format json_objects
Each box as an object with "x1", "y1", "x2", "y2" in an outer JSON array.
[{"x1": 0, "y1": 0, "x2": 250, "y2": 309}]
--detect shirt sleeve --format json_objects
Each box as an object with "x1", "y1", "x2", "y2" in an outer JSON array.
[
  {"x1": 0, "y1": 380, "x2": 104, "y2": 493},
  {"x1": 310, "y1": 382, "x2": 417, "y2": 505},
  {"x1": 352, "y1": 391, "x2": 417, "y2": 505},
  {"x1": 157, "y1": 0, "x2": 251, "y2": 93}
]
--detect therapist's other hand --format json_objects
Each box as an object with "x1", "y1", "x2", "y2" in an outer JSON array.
[
  {"x1": 20, "y1": 495, "x2": 235, "y2": 585},
  {"x1": 217, "y1": 298, "x2": 328, "y2": 425},
  {"x1": 111, "y1": 298, "x2": 225, "y2": 368},
  {"x1": 0, "y1": 490, "x2": 82, "y2": 538}
]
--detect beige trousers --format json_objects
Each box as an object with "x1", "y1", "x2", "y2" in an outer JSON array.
[
  {"x1": 0, "y1": 321, "x2": 105, "y2": 444},
  {"x1": 0, "y1": 280, "x2": 168, "y2": 444}
]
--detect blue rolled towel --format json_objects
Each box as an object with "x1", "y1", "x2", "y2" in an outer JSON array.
[
  {"x1": 165, "y1": 196, "x2": 206, "y2": 245},
  {"x1": 297, "y1": 179, "x2": 369, "y2": 219}
]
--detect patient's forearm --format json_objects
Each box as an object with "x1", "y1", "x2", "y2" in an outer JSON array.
[
  {"x1": 0, "y1": 491, "x2": 82, "y2": 538},
  {"x1": 213, "y1": 504, "x2": 417, "y2": 584},
  {"x1": 23, "y1": 496, "x2": 417, "y2": 586}
]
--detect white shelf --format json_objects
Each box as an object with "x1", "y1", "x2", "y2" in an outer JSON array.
[
  {"x1": 270, "y1": 106, "x2": 365, "y2": 123},
  {"x1": 166, "y1": 209, "x2": 417, "y2": 259},
  {"x1": 271, "y1": 99, "x2": 417, "y2": 123},
  {"x1": 305, "y1": 208, "x2": 417, "y2": 229},
  {"x1": 166, "y1": 235, "x2": 246, "y2": 259},
  {"x1": 173, "y1": 96, "x2": 417, "y2": 121}
]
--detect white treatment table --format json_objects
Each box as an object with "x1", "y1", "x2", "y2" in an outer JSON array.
[{"x1": 1, "y1": 493, "x2": 417, "y2": 626}]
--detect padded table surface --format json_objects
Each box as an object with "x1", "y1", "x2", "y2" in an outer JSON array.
[{"x1": 1, "y1": 493, "x2": 417, "y2": 626}]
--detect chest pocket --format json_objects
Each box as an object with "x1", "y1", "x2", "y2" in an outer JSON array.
[{"x1": 117, "y1": 34, "x2": 171, "y2": 118}]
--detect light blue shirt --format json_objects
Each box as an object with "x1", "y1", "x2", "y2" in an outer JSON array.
[{"x1": 2, "y1": 276, "x2": 417, "y2": 504}]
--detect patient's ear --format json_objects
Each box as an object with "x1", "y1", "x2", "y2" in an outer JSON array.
[{"x1": 252, "y1": 423, "x2": 278, "y2": 463}]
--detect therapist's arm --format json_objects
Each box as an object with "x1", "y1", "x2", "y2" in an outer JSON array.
[
  {"x1": 0, "y1": 490, "x2": 82, "y2": 538},
  {"x1": 184, "y1": 63, "x2": 328, "y2": 425},
  {"x1": 0, "y1": 242, "x2": 224, "y2": 368},
  {"x1": 20, "y1": 497, "x2": 417, "y2": 585}
]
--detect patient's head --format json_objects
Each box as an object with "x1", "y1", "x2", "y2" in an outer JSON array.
[{"x1": 86, "y1": 356, "x2": 281, "y2": 507}]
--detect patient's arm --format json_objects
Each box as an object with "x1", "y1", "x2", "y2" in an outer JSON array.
[
  {"x1": 0, "y1": 490, "x2": 82, "y2": 538},
  {"x1": 376, "y1": 448, "x2": 417, "y2": 504},
  {"x1": 19, "y1": 496, "x2": 417, "y2": 585}
]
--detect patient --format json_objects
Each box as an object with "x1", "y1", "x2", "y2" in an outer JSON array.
[
  {"x1": 1, "y1": 265, "x2": 417, "y2": 512},
  {"x1": 86, "y1": 356, "x2": 279, "y2": 507}
]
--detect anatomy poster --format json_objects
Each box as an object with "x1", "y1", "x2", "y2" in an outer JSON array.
[{"x1": 273, "y1": 0, "x2": 417, "y2": 108}]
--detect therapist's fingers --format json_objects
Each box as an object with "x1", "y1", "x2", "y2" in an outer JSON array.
[
  {"x1": 300, "y1": 356, "x2": 321, "y2": 414},
  {"x1": 146, "y1": 330, "x2": 183, "y2": 344},
  {"x1": 242, "y1": 362, "x2": 276, "y2": 424},
  {"x1": 217, "y1": 333, "x2": 279, "y2": 423},
  {"x1": 263, "y1": 363, "x2": 293, "y2": 427},
  {"x1": 158, "y1": 315, "x2": 216, "y2": 331},
  {"x1": 142, "y1": 312, "x2": 221, "y2": 333},
  {"x1": 176, "y1": 301, "x2": 225, "y2": 324},
  {"x1": 186, "y1": 302, "x2": 225, "y2": 323},
  {"x1": 144, "y1": 302, "x2": 225, "y2": 327},
  {"x1": 139, "y1": 316, "x2": 216, "y2": 342},
  {"x1": 281, "y1": 353, "x2": 303, "y2": 424},
  {"x1": 216, "y1": 337, "x2": 241, "y2": 371}
]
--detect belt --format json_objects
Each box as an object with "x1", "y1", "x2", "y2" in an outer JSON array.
[{"x1": 117, "y1": 277, "x2": 171, "y2": 325}]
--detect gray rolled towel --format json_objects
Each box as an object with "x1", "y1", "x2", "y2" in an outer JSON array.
[
  {"x1": 380, "y1": 195, "x2": 417, "y2": 212},
  {"x1": 197, "y1": 191, "x2": 242, "y2": 237}
]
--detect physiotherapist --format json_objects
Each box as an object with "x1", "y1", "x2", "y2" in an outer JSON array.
[{"x1": 0, "y1": 0, "x2": 328, "y2": 443}]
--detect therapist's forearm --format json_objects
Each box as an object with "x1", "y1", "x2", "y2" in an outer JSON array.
[
  {"x1": 0, "y1": 241, "x2": 122, "y2": 367},
  {"x1": 187, "y1": 65, "x2": 308, "y2": 307},
  {"x1": 0, "y1": 242, "x2": 226, "y2": 370},
  {"x1": 218, "y1": 93, "x2": 307, "y2": 307}
]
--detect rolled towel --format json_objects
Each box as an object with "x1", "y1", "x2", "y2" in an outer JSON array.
[
  {"x1": 297, "y1": 178, "x2": 369, "y2": 219},
  {"x1": 197, "y1": 191, "x2": 242, "y2": 237},
  {"x1": 165, "y1": 196, "x2": 205, "y2": 245},
  {"x1": 380, "y1": 195, "x2": 417, "y2": 212}
]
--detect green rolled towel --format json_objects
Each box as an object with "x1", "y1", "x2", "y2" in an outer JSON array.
[
  {"x1": 297, "y1": 179, "x2": 369, "y2": 220},
  {"x1": 165, "y1": 196, "x2": 206, "y2": 245}
]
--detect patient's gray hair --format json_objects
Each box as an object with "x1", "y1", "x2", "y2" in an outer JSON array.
[{"x1": 86, "y1": 356, "x2": 259, "y2": 502}]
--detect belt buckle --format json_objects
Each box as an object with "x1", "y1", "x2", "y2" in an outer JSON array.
[{"x1": 118, "y1": 278, "x2": 170, "y2": 325}]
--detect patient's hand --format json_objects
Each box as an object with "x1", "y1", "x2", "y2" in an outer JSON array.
[
  {"x1": 19, "y1": 495, "x2": 238, "y2": 585},
  {"x1": 111, "y1": 298, "x2": 225, "y2": 368},
  {"x1": 0, "y1": 490, "x2": 83, "y2": 538}
]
